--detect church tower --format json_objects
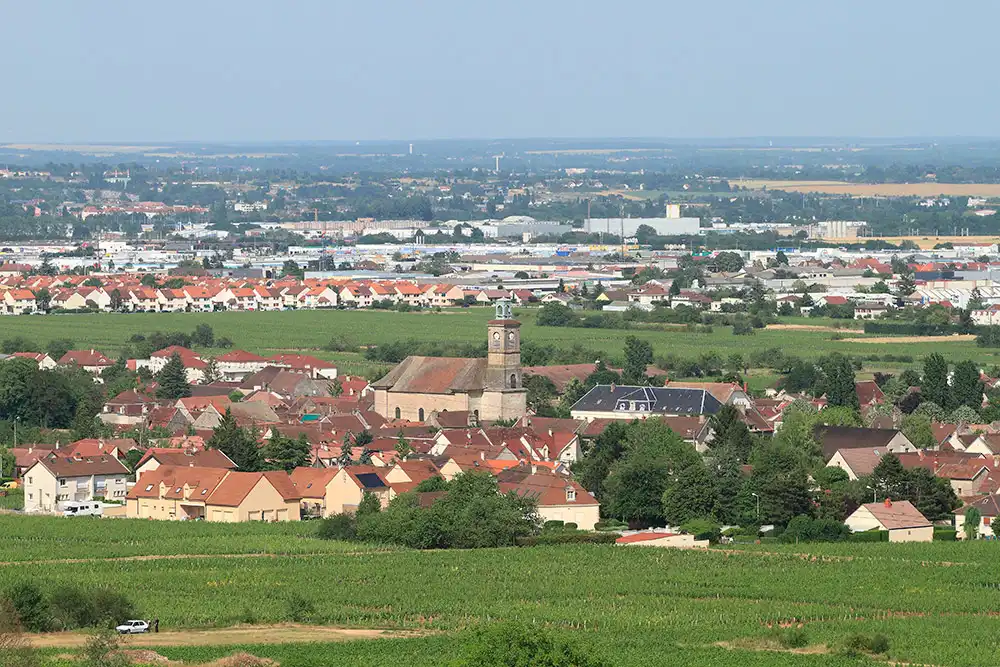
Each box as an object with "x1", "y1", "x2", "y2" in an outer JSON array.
[{"x1": 486, "y1": 300, "x2": 522, "y2": 391}]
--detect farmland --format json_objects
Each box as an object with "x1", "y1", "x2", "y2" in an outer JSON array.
[
  {"x1": 6, "y1": 516, "x2": 1000, "y2": 667},
  {"x1": 0, "y1": 308, "x2": 994, "y2": 376},
  {"x1": 734, "y1": 179, "x2": 1000, "y2": 198}
]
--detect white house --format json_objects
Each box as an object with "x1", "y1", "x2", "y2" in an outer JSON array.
[
  {"x1": 844, "y1": 499, "x2": 933, "y2": 542},
  {"x1": 23, "y1": 454, "x2": 130, "y2": 514}
]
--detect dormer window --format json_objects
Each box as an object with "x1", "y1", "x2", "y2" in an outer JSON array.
[{"x1": 566, "y1": 487, "x2": 576, "y2": 502}]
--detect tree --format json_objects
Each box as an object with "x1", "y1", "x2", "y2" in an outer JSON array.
[
  {"x1": 962, "y1": 506, "x2": 981, "y2": 540},
  {"x1": 453, "y1": 622, "x2": 608, "y2": 667},
  {"x1": 732, "y1": 316, "x2": 755, "y2": 336},
  {"x1": 749, "y1": 442, "x2": 813, "y2": 525},
  {"x1": 81, "y1": 628, "x2": 129, "y2": 667},
  {"x1": 914, "y1": 400, "x2": 945, "y2": 422},
  {"x1": 206, "y1": 408, "x2": 261, "y2": 471},
  {"x1": 33, "y1": 288, "x2": 50, "y2": 314},
  {"x1": 329, "y1": 378, "x2": 343, "y2": 397},
  {"x1": 921, "y1": 353, "x2": 951, "y2": 410},
  {"x1": 155, "y1": 353, "x2": 191, "y2": 399},
  {"x1": 191, "y1": 323, "x2": 215, "y2": 347},
  {"x1": 536, "y1": 303, "x2": 576, "y2": 327},
  {"x1": 264, "y1": 429, "x2": 311, "y2": 472},
  {"x1": 338, "y1": 433, "x2": 354, "y2": 467},
  {"x1": 557, "y1": 278, "x2": 565, "y2": 293},
  {"x1": 901, "y1": 413, "x2": 936, "y2": 449},
  {"x1": 45, "y1": 339, "x2": 74, "y2": 364},
  {"x1": 948, "y1": 405, "x2": 981, "y2": 424},
  {"x1": 817, "y1": 353, "x2": 859, "y2": 409},
  {"x1": 394, "y1": 432, "x2": 412, "y2": 460},
  {"x1": 894, "y1": 274, "x2": 916, "y2": 303},
  {"x1": 775, "y1": 250, "x2": 789, "y2": 266},
  {"x1": 871, "y1": 453, "x2": 908, "y2": 500},
  {"x1": 710, "y1": 251, "x2": 745, "y2": 273},
  {"x1": 952, "y1": 360, "x2": 983, "y2": 410},
  {"x1": 356, "y1": 491, "x2": 381, "y2": 517},
  {"x1": 108, "y1": 289, "x2": 124, "y2": 312},
  {"x1": 524, "y1": 375, "x2": 557, "y2": 415},
  {"x1": 201, "y1": 357, "x2": 221, "y2": 384},
  {"x1": 622, "y1": 336, "x2": 652, "y2": 385},
  {"x1": 662, "y1": 461, "x2": 716, "y2": 525},
  {"x1": 5, "y1": 583, "x2": 48, "y2": 632},
  {"x1": 709, "y1": 405, "x2": 754, "y2": 462}
]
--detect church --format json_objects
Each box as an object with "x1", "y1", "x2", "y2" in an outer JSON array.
[{"x1": 372, "y1": 302, "x2": 527, "y2": 422}]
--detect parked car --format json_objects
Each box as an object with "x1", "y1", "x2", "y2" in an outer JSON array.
[{"x1": 116, "y1": 620, "x2": 149, "y2": 634}]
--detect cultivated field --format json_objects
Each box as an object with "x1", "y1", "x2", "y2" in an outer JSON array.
[
  {"x1": 735, "y1": 179, "x2": 1000, "y2": 197},
  {"x1": 3, "y1": 516, "x2": 998, "y2": 667},
  {"x1": 0, "y1": 309, "x2": 995, "y2": 379}
]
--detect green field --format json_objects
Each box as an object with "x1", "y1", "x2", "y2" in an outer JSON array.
[
  {"x1": 4, "y1": 516, "x2": 1000, "y2": 667},
  {"x1": 1, "y1": 308, "x2": 994, "y2": 374}
]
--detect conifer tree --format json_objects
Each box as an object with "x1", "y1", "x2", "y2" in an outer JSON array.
[{"x1": 156, "y1": 352, "x2": 192, "y2": 399}]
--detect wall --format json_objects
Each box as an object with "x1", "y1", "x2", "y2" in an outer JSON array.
[
  {"x1": 537, "y1": 504, "x2": 600, "y2": 531},
  {"x1": 231, "y1": 477, "x2": 300, "y2": 522},
  {"x1": 24, "y1": 464, "x2": 57, "y2": 513},
  {"x1": 888, "y1": 526, "x2": 933, "y2": 543}
]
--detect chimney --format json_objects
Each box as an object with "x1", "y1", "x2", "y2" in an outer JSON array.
[
  {"x1": 610, "y1": 382, "x2": 616, "y2": 392},
  {"x1": 531, "y1": 464, "x2": 537, "y2": 474},
  {"x1": 918, "y1": 449, "x2": 925, "y2": 460},
  {"x1": 547, "y1": 428, "x2": 553, "y2": 437},
  {"x1": 480, "y1": 451, "x2": 485, "y2": 461},
  {"x1": 884, "y1": 498, "x2": 892, "y2": 508}
]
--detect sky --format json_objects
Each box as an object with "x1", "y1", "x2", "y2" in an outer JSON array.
[{"x1": 5, "y1": 1, "x2": 1000, "y2": 142}]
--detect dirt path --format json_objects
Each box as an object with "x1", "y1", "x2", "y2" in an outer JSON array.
[
  {"x1": 767, "y1": 324, "x2": 856, "y2": 332},
  {"x1": 28, "y1": 624, "x2": 425, "y2": 649},
  {"x1": 840, "y1": 334, "x2": 976, "y2": 344},
  {"x1": 0, "y1": 550, "x2": 387, "y2": 567}
]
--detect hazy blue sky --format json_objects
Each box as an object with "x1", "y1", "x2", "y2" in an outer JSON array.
[{"x1": 5, "y1": 1, "x2": 998, "y2": 142}]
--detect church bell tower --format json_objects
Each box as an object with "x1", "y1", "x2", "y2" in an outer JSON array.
[{"x1": 486, "y1": 300, "x2": 522, "y2": 391}]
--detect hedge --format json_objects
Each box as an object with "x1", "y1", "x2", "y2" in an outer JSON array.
[
  {"x1": 516, "y1": 532, "x2": 618, "y2": 546},
  {"x1": 849, "y1": 530, "x2": 889, "y2": 542},
  {"x1": 933, "y1": 528, "x2": 957, "y2": 541}
]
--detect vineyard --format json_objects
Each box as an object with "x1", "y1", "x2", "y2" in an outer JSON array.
[{"x1": 5, "y1": 517, "x2": 1000, "y2": 666}]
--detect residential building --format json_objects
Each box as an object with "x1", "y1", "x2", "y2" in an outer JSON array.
[
  {"x1": 23, "y1": 454, "x2": 130, "y2": 514},
  {"x1": 844, "y1": 499, "x2": 933, "y2": 542}
]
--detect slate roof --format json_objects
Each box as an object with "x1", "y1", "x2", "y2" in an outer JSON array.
[
  {"x1": 371, "y1": 356, "x2": 487, "y2": 394},
  {"x1": 571, "y1": 385, "x2": 724, "y2": 416}
]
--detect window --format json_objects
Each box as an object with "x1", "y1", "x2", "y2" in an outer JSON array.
[
  {"x1": 395, "y1": 407, "x2": 401, "y2": 419},
  {"x1": 27, "y1": 477, "x2": 31, "y2": 485},
  {"x1": 510, "y1": 374, "x2": 517, "y2": 388},
  {"x1": 60, "y1": 479, "x2": 67, "y2": 486},
  {"x1": 566, "y1": 487, "x2": 576, "y2": 502},
  {"x1": 418, "y1": 408, "x2": 425, "y2": 422}
]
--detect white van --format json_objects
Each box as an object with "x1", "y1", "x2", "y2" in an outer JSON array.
[{"x1": 63, "y1": 502, "x2": 103, "y2": 517}]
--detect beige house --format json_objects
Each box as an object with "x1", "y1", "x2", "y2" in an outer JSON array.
[
  {"x1": 372, "y1": 303, "x2": 526, "y2": 422},
  {"x1": 134, "y1": 448, "x2": 236, "y2": 478},
  {"x1": 289, "y1": 467, "x2": 340, "y2": 517},
  {"x1": 497, "y1": 465, "x2": 600, "y2": 530},
  {"x1": 844, "y1": 499, "x2": 933, "y2": 542},
  {"x1": 954, "y1": 494, "x2": 1000, "y2": 539},
  {"x1": 126, "y1": 465, "x2": 301, "y2": 521},
  {"x1": 826, "y1": 447, "x2": 888, "y2": 480},
  {"x1": 326, "y1": 466, "x2": 393, "y2": 514},
  {"x1": 23, "y1": 454, "x2": 131, "y2": 514},
  {"x1": 616, "y1": 531, "x2": 709, "y2": 549}
]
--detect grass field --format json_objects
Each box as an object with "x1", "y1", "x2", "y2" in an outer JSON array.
[
  {"x1": 5, "y1": 516, "x2": 1000, "y2": 667},
  {"x1": 1, "y1": 309, "x2": 995, "y2": 377},
  {"x1": 735, "y1": 179, "x2": 1000, "y2": 198}
]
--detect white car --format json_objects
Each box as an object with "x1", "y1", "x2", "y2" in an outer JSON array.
[{"x1": 116, "y1": 620, "x2": 150, "y2": 634}]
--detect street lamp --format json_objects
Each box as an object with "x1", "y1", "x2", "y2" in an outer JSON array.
[
  {"x1": 751, "y1": 492, "x2": 760, "y2": 520},
  {"x1": 866, "y1": 485, "x2": 876, "y2": 503}
]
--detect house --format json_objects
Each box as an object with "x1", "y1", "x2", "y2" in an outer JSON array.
[
  {"x1": 10, "y1": 352, "x2": 57, "y2": 370},
  {"x1": 325, "y1": 466, "x2": 393, "y2": 514},
  {"x1": 954, "y1": 494, "x2": 1000, "y2": 539},
  {"x1": 814, "y1": 425, "x2": 917, "y2": 460},
  {"x1": 58, "y1": 349, "x2": 114, "y2": 375},
  {"x1": 570, "y1": 385, "x2": 724, "y2": 421},
  {"x1": 826, "y1": 447, "x2": 887, "y2": 480},
  {"x1": 134, "y1": 448, "x2": 236, "y2": 477},
  {"x1": 855, "y1": 381, "x2": 885, "y2": 408},
  {"x1": 844, "y1": 499, "x2": 933, "y2": 542},
  {"x1": 496, "y1": 464, "x2": 599, "y2": 530},
  {"x1": 99, "y1": 389, "x2": 159, "y2": 427},
  {"x1": 126, "y1": 465, "x2": 301, "y2": 521},
  {"x1": 383, "y1": 459, "x2": 444, "y2": 493},
  {"x1": 216, "y1": 350, "x2": 271, "y2": 381},
  {"x1": 267, "y1": 354, "x2": 338, "y2": 379},
  {"x1": 23, "y1": 454, "x2": 131, "y2": 514},
  {"x1": 2, "y1": 289, "x2": 36, "y2": 315}
]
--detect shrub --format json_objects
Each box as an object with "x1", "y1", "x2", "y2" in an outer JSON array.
[
  {"x1": 516, "y1": 533, "x2": 618, "y2": 546},
  {"x1": 542, "y1": 520, "x2": 565, "y2": 532},
  {"x1": 563, "y1": 522, "x2": 578, "y2": 531},
  {"x1": 933, "y1": 528, "x2": 957, "y2": 541},
  {"x1": 850, "y1": 530, "x2": 889, "y2": 543},
  {"x1": 594, "y1": 519, "x2": 628, "y2": 531},
  {"x1": 776, "y1": 627, "x2": 808, "y2": 649},
  {"x1": 680, "y1": 518, "x2": 721, "y2": 542},
  {"x1": 5, "y1": 583, "x2": 49, "y2": 632},
  {"x1": 316, "y1": 514, "x2": 357, "y2": 541},
  {"x1": 454, "y1": 621, "x2": 608, "y2": 667},
  {"x1": 285, "y1": 594, "x2": 315, "y2": 623},
  {"x1": 841, "y1": 632, "x2": 890, "y2": 657}
]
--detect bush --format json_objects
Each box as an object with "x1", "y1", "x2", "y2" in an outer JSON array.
[
  {"x1": 316, "y1": 514, "x2": 357, "y2": 541},
  {"x1": 933, "y1": 528, "x2": 957, "y2": 541},
  {"x1": 285, "y1": 594, "x2": 315, "y2": 623},
  {"x1": 841, "y1": 632, "x2": 890, "y2": 657},
  {"x1": 680, "y1": 518, "x2": 721, "y2": 542},
  {"x1": 594, "y1": 519, "x2": 628, "y2": 531},
  {"x1": 542, "y1": 520, "x2": 565, "y2": 532},
  {"x1": 5, "y1": 583, "x2": 49, "y2": 632},
  {"x1": 564, "y1": 522, "x2": 578, "y2": 531},
  {"x1": 453, "y1": 621, "x2": 608, "y2": 667},
  {"x1": 516, "y1": 533, "x2": 618, "y2": 546},
  {"x1": 775, "y1": 627, "x2": 808, "y2": 649},
  {"x1": 850, "y1": 530, "x2": 889, "y2": 543}
]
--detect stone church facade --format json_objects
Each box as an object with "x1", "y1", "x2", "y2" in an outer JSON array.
[{"x1": 372, "y1": 302, "x2": 527, "y2": 422}]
